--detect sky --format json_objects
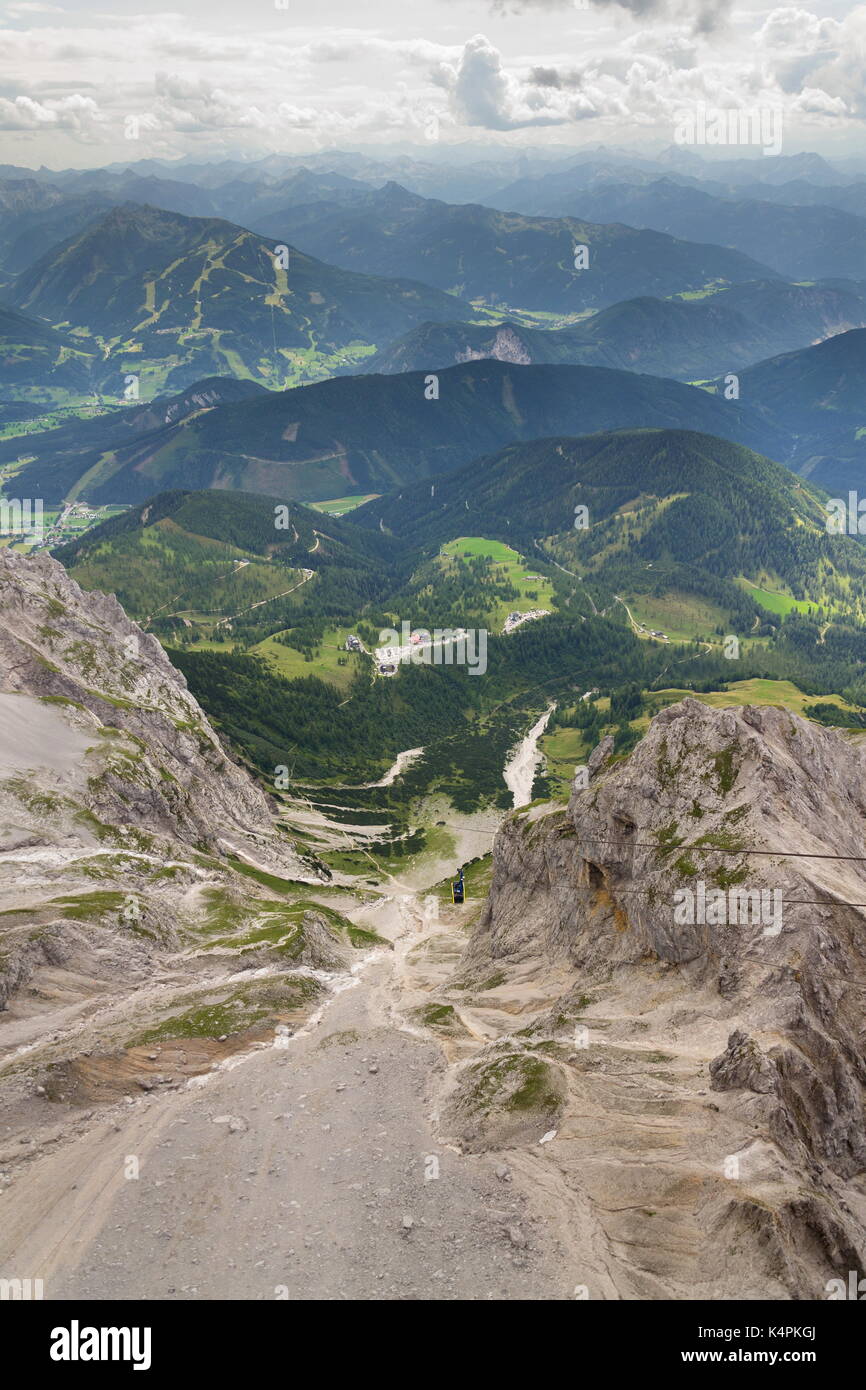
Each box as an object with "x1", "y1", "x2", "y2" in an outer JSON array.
[{"x1": 0, "y1": 0, "x2": 863, "y2": 168}]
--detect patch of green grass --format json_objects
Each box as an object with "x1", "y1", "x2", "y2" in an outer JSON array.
[
  {"x1": 465, "y1": 1052, "x2": 563, "y2": 1116},
  {"x1": 736, "y1": 578, "x2": 817, "y2": 616},
  {"x1": 651, "y1": 679, "x2": 859, "y2": 722},
  {"x1": 712, "y1": 865, "x2": 749, "y2": 889},
  {"x1": 438, "y1": 536, "x2": 555, "y2": 630},
  {"x1": 507, "y1": 1056, "x2": 562, "y2": 1109},
  {"x1": 539, "y1": 725, "x2": 587, "y2": 801},
  {"x1": 50, "y1": 890, "x2": 127, "y2": 918},
  {"x1": 48, "y1": 890, "x2": 153, "y2": 935},
  {"x1": 195, "y1": 888, "x2": 374, "y2": 958},
  {"x1": 623, "y1": 589, "x2": 729, "y2": 644},
  {"x1": 416, "y1": 1001, "x2": 464, "y2": 1032},
  {"x1": 254, "y1": 626, "x2": 364, "y2": 692},
  {"x1": 310, "y1": 494, "x2": 380, "y2": 516},
  {"x1": 693, "y1": 828, "x2": 746, "y2": 853},
  {"x1": 346, "y1": 923, "x2": 389, "y2": 948},
  {"x1": 710, "y1": 748, "x2": 738, "y2": 796},
  {"x1": 478, "y1": 970, "x2": 506, "y2": 992},
  {"x1": 201, "y1": 912, "x2": 304, "y2": 953},
  {"x1": 226, "y1": 856, "x2": 304, "y2": 896},
  {"x1": 196, "y1": 888, "x2": 252, "y2": 936},
  {"x1": 130, "y1": 978, "x2": 321, "y2": 1045},
  {"x1": 3, "y1": 779, "x2": 63, "y2": 817},
  {"x1": 655, "y1": 820, "x2": 684, "y2": 860}
]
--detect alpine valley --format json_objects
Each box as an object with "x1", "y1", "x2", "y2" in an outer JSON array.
[{"x1": 2, "y1": 117, "x2": 866, "y2": 1316}]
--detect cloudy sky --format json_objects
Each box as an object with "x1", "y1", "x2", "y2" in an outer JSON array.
[{"x1": 0, "y1": 0, "x2": 863, "y2": 167}]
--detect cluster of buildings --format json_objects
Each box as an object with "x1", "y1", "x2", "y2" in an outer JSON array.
[
  {"x1": 502, "y1": 608, "x2": 550, "y2": 634},
  {"x1": 635, "y1": 621, "x2": 669, "y2": 642}
]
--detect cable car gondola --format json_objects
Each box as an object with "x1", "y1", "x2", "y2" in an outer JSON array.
[{"x1": 451, "y1": 867, "x2": 465, "y2": 905}]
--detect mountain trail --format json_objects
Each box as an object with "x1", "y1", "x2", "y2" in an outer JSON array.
[{"x1": 0, "y1": 880, "x2": 572, "y2": 1301}]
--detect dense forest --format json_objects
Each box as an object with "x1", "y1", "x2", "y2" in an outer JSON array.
[
  {"x1": 54, "y1": 453, "x2": 866, "y2": 812},
  {"x1": 173, "y1": 599, "x2": 866, "y2": 807}
]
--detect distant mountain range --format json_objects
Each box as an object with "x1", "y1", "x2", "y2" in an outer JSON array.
[
  {"x1": 488, "y1": 176, "x2": 866, "y2": 282},
  {"x1": 4, "y1": 203, "x2": 475, "y2": 393},
  {"x1": 490, "y1": 149, "x2": 864, "y2": 207},
  {"x1": 365, "y1": 281, "x2": 866, "y2": 381},
  {"x1": 251, "y1": 182, "x2": 778, "y2": 311},
  {"x1": 0, "y1": 169, "x2": 378, "y2": 279},
  {"x1": 1, "y1": 150, "x2": 864, "y2": 501},
  {"x1": 4, "y1": 148, "x2": 863, "y2": 277},
  {"x1": 3, "y1": 160, "x2": 863, "y2": 404},
  {"x1": 0, "y1": 180, "x2": 117, "y2": 278},
  {"x1": 5, "y1": 359, "x2": 786, "y2": 506},
  {"x1": 727, "y1": 327, "x2": 866, "y2": 493}
]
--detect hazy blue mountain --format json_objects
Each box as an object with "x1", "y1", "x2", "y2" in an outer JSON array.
[
  {"x1": 364, "y1": 281, "x2": 866, "y2": 381},
  {"x1": 488, "y1": 177, "x2": 866, "y2": 281},
  {"x1": 252, "y1": 182, "x2": 779, "y2": 311}
]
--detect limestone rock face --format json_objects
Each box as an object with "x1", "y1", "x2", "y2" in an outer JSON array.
[
  {"x1": 458, "y1": 697, "x2": 866, "y2": 1297},
  {"x1": 455, "y1": 325, "x2": 533, "y2": 367},
  {"x1": 0, "y1": 548, "x2": 321, "y2": 1023},
  {"x1": 0, "y1": 547, "x2": 285, "y2": 853},
  {"x1": 709, "y1": 1029, "x2": 777, "y2": 1095}
]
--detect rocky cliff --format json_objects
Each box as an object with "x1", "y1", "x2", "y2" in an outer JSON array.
[
  {"x1": 0, "y1": 550, "x2": 357, "y2": 1158},
  {"x1": 447, "y1": 698, "x2": 866, "y2": 1298},
  {"x1": 0, "y1": 547, "x2": 292, "y2": 855}
]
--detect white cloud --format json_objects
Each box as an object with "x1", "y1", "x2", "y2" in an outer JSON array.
[
  {"x1": 0, "y1": 91, "x2": 103, "y2": 131},
  {"x1": 0, "y1": 4, "x2": 862, "y2": 160},
  {"x1": 757, "y1": 6, "x2": 866, "y2": 117},
  {"x1": 757, "y1": 6, "x2": 841, "y2": 53},
  {"x1": 445, "y1": 33, "x2": 593, "y2": 127},
  {"x1": 488, "y1": 0, "x2": 730, "y2": 36}
]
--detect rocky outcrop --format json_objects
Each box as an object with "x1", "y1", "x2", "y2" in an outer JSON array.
[
  {"x1": 0, "y1": 547, "x2": 305, "y2": 859},
  {"x1": 459, "y1": 698, "x2": 866, "y2": 1296},
  {"x1": 455, "y1": 325, "x2": 533, "y2": 367},
  {"x1": 0, "y1": 550, "x2": 323, "y2": 1037},
  {"x1": 709, "y1": 1029, "x2": 777, "y2": 1094}
]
